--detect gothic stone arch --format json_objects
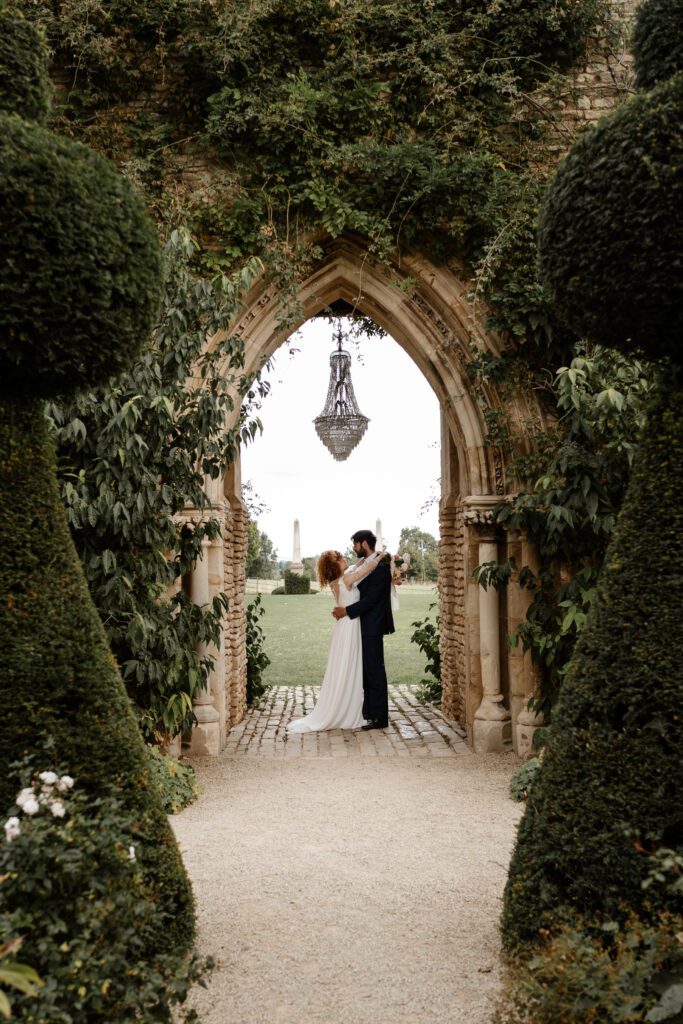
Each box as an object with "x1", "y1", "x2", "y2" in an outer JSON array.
[{"x1": 187, "y1": 236, "x2": 548, "y2": 757}]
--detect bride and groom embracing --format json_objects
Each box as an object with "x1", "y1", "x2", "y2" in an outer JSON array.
[{"x1": 287, "y1": 529, "x2": 395, "y2": 734}]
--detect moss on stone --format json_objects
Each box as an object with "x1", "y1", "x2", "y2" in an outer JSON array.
[
  {"x1": 502, "y1": 375, "x2": 683, "y2": 951},
  {"x1": 0, "y1": 400, "x2": 195, "y2": 955}
]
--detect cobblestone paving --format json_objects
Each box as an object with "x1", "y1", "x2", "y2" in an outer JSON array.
[{"x1": 223, "y1": 684, "x2": 472, "y2": 757}]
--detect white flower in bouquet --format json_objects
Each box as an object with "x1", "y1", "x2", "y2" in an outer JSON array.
[
  {"x1": 4, "y1": 817, "x2": 21, "y2": 841},
  {"x1": 50, "y1": 801, "x2": 66, "y2": 818},
  {"x1": 39, "y1": 771, "x2": 58, "y2": 786},
  {"x1": 15, "y1": 787, "x2": 35, "y2": 809},
  {"x1": 57, "y1": 775, "x2": 74, "y2": 792},
  {"x1": 21, "y1": 797, "x2": 40, "y2": 816},
  {"x1": 390, "y1": 552, "x2": 410, "y2": 585}
]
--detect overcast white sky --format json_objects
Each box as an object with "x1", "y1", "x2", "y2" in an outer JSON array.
[{"x1": 240, "y1": 319, "x2": 441, "y2": 562}]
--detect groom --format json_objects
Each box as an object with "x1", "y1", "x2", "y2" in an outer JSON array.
[{"x1": 332, "y1": 529, "x2": 394, "y2": 730}]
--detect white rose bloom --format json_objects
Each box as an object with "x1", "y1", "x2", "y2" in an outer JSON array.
[
  {"x1": 15, "y1": 788, "x2": 35, "y2": 808},
  {"x1": 128, "y1": 845, "x2": 136, "y2": 862},
  {"x1": 50, "y1": 801, "x2": 66, "y2": 818},
  {"x1": 21, "y1": 797, "x2": 40, "y2": 816},
  {"x1": 39, "y1": 771, "x2": 58, "y2": 786},
  {"x1": 57, "y1": 776, "x2": 74, "y2": 792},
  {"x1": 4, "y1": 817, "x2": 21, "y2": 841}
]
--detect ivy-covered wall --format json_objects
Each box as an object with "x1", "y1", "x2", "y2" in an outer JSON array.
[
  {"x1": 20, "y1": 0, "x2": 632, "y2": 364},
  {"x1": 15, "y1": 0, "x2": 641, "y2": 741}
]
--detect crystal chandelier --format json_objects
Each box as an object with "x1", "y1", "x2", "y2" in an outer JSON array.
[{"x1": 314, "y1": 323, "x2": 369, "y2": 462}]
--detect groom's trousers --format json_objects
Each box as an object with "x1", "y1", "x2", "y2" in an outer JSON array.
[{"x1": 361, "y1": 635, "x2": 389, "y2": 726}]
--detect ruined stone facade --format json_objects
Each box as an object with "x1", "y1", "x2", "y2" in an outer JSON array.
[{"x1": 180, "y1": 0, "x2": 637, "y2": 757}]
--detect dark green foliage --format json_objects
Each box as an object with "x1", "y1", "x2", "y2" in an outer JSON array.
[
  {"x1": 0, "y1": 112, "x2": 162, "y2": 401},
  {"x1": 538, "y1": 73, "x2": 683, "y2": 364},
  {"x1": 410, "y1": 607, "x2": 442, "y2": 703},
  {"x1": 508, "y1": 758, "x2": 541, "y2": 803},
  {"x1": 0, "y1": 771, "x2": 209, "y2": 1022},
  {"x1": 500, "y1": 847, "x2": 683, "y2": 1022},
  {"x1": 47, "y1": 232, "x2": 264, "y2": 742},
  {"x1": 147, "y1": 747, "x2": 199, "y2": 814},
  {"x1": 17, "y1": 0, "x2": 613, "y2": 365},
  {"x1": 0, "y1": 7, "x2": 50, "y2": 122},
  {"x1": 246, "y1": 595, "x2": 271, "y2": 707},
  {"x1": 0, "y1": 402, "x2": 195, "y2": 955},
  {"x1": 499, "y1": 910, "x2": 683, "y2": 1023},
  {"x1": 632, "y1": 0, "x2": 683, "y2": 90},
  {"x1": 477, "y1": 347, "x2": 654, "y2": 715},
  {"x1": 284, "y1": 570, "x2": 311, "y2": 595},
  {"x1": 502, "y1": 377, "x2": 683, "y2": 951}
]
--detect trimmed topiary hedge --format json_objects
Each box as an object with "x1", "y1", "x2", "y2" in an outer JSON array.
[
  {"x1": 0, "y1": 402, "x2": 195, "y2": 955},
  {"x1": 538, "y1": 72, "x2": 683, "y2": 364},
  {"x1": 0, "y1": 112, "x2": 162, "y2": 401},
  {"x1": 505, "y1": 0, "x2": 683, "y2": 971},
  {"x1": 0, "y1": 30, "x2": 194, "y2": 964},
  {"x1": 284, "y1": 570, "x2": 311, "y2": 594},
  {"x1": 502, "y1": 375, "x2": 683, "y2": 951},
  {"x1": 0, "y1": 7, "x2": 50, "y2": 123},
  {"x1": 632, "y1": 0, "x2": 683, "y2": 90}
]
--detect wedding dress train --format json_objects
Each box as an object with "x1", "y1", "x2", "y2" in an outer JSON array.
[{"x1": 286, "y1": 570, "x2": 365, "y2": 733}]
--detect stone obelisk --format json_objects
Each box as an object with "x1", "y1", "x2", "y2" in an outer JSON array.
[
  {"x1": 290, "y1": 518, "x2": 304, "y2": 575},
  {"x1": 375, "y1": 518, "x2": 383, "y2": 550}
]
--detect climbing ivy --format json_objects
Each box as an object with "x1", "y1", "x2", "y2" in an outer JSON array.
[
  {"x1": 474, "y1": 346, "x2": 656, "y2": 715},
  {"x1": 20, "y1": 0, "x2": 618, "y2": 356},
  {"x1": 46, "y1": 230, "x2": 267, "y2": 742},
  {"x1": 16, "y1": 0, "x2": 633, "y2": 724}
]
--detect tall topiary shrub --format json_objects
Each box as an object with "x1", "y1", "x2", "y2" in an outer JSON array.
[
  {"x1": 632, "y1": 0, "x2": 683, "y2": 90},
  {"x1": 0, "y1": 10, "x2": 194, "y2": 957},
  {"x1": 0, "y1": 6, "x2": 50, "y2": 123},
  {"x1": 503, "y1": 0, "x2": 683, "y2": 953}
]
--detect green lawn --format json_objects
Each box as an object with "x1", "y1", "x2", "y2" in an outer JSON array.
[{"x1": 250, "y1": 587, "x2": 439, "y2": 687}]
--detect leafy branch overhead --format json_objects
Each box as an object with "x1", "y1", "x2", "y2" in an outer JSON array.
[
  {"x1": 21, "y1": 0, "x2": 617, "y2": 357},
  {"x1": 47, "y1": 230, "x2": 268, "y2": 742}
]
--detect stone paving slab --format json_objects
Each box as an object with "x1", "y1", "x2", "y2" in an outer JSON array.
[{"x1": 223, "y1": 685, "x2": 472, "y2": 758}]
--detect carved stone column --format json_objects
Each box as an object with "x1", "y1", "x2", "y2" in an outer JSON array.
[
  {"x1": 189, "y1": 536, "x2": 221, "y2": 756},
  {"x1": 464, "y1": 497, "x2": 512, "y2": 753}
]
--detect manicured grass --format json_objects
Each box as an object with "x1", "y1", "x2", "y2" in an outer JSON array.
[{"x1": 250, "y1": 587, "x2": 439, "y2": 687}]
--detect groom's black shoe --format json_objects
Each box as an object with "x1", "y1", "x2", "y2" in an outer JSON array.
[{"x1": 362, "y1": 719, "x2": 388, "y2": 730}]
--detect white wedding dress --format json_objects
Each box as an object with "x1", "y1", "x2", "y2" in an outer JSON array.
[{"x1": 286, "y1": 568, "x2": 366, "y2": 733}]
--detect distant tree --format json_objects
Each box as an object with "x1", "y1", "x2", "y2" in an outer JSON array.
[
  {"x1": 302, "y1": 555, "x2": 318, "y2": 578},
  {"x1": 246, "y1": 521, "x2": 260, "y2": 570},
  {"x1": 247, "y1": 529, "x2": 279, "y2": 579},
  {"x1": 398, "y1": 527, "x2": 438, "y2": 582}
]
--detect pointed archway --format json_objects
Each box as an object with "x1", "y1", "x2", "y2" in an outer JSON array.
[{"x1": 188, "y1": 235, "x2": 547, "y2": 756}]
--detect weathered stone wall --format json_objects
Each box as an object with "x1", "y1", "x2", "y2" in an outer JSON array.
[
  {"x1": 151, "y1": 0, "x2": 640, "y2": 753},
  {"x1": 541, "y1": 0, "x2": 636, "y2": 144},
  {"x1": 220, "y1": 496, "x2": 248, "y2": 735},
  {"x1": 439, "y1": 500, "x2": 465, "y2": 723}
]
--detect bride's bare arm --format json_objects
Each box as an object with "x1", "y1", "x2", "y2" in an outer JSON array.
[{"x1": 342, "y1": 551, "x2": 384, "y2": 590}]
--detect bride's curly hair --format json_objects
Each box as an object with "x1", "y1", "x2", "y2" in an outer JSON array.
[{"x1": 317, "y1": 550, "x2": 342, "y2": 589}]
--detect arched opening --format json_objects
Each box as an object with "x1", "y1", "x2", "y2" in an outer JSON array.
[
  {"x1": 239, "y1": 317, "x2": 441, "y2": 696},
  {"x1": 185, "y1": 236, "x2": 547, "y2": 757}
]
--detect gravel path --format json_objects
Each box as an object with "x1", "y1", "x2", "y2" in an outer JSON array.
[{"x1": 173, "y1": 734, "x2": 521, "y2": 1024}]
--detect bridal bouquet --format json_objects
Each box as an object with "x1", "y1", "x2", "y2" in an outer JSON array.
[{"x1": 381, "y1": 551, "x2": 411, "y2": 586}]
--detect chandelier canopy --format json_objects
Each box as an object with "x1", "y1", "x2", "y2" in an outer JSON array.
[{"x1": 314, "y1": 323, "x2": 369, "y2": 462}]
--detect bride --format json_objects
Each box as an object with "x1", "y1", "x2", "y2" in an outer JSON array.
[{"x1": 286, "y1": 548, "x2": 384, "y2": 733}]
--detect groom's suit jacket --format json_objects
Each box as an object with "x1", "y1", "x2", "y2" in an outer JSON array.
[{"x1": 346, "y1": 561, "x2": 395, "y2": 637}]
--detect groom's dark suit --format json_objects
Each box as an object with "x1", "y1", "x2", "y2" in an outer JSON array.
[{"x1": 346, "y1": 560, "x2": 394, "y2": 726}]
